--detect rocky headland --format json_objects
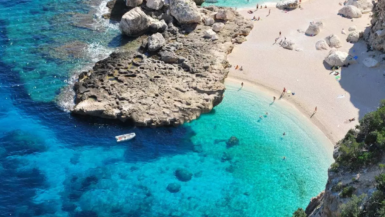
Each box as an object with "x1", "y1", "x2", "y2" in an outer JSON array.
[{"x1": 71, "y1": 1, "x2": 253, "y2": 127}]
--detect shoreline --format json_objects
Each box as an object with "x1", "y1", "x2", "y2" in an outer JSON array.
[
  {"x1": 226, "y1": 76, "x2": 337, "y2": 145},
  {"x1": 227, "y1": 0, "x2": 385, "y2": 144}
]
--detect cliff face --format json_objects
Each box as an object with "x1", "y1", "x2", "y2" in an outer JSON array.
[
  {"x1": 367, "y1": 0, "x2": 385, "y2": 51},
  {"x1": 71, "y1": 4, "x2": 253, "y2": 127}
]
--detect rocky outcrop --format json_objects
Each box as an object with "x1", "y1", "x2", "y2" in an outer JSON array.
[
  {"x1": 305, "y1": 21, "x2": 323, "y2": 36},
  {"x1": 276, "y1": 0, "x2": 299, "y2": 10},
  {"x1": 338, "y1": 5, "x2": 362, "y2": 18},
  {"x1": 119, "y1": 7, "x2": 152, "y2": 36},
  {"x1": 169, "y1": 0, "x2": 202, "y2": 24},
  {"x1": 367, "y1": 0, "x2": 385, "y2": 51},
  {"x1": 72, "y1": 7, "x2": 253, "y2": 127},
  {"x1": 215, "y1": 9, "x2": 235, "y2": 21}
]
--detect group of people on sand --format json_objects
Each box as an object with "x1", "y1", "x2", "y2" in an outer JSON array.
[
  {"x1": 234, "y1": 65, "x2": 243, "y2": 71},
  {"x1": 248, "y1": 4, "x2": 270, "y2": 21}
]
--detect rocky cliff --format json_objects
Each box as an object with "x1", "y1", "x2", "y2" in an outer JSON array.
[{"x1": 71, "y1": 2, "x2": 253, "y2": 127}]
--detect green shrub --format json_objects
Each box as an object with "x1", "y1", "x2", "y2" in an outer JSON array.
[
  {"x1": 341, "y1": 194, "x2": 365, "y2": 217},
  {"x1": 330, "y1": 162, "x2": 340, "y2": 172},
  {"x1": 341, "y1": 186, "x2": 356, "y2": 198},
  {"x1": 376, "y1": 174, "x2": 385, "y2": 192},
  {"x1": 332, "y1": 182, "x2": 343, "y2": 192},
  {"x1": 292, "y1": 208, "x2": 306, "y2": 217}
]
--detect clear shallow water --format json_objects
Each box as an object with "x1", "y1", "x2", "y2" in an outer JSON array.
[
  {"x1": 0, "y1": 0, "x2": 332, "y2": 216},
  {"x1": 202, "y1": 0, "x2": 279, "y2": 9}
]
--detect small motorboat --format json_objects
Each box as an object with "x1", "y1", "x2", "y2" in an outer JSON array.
[{"x1": 115, "y1": 133, "x2": 136, "y2": 142}]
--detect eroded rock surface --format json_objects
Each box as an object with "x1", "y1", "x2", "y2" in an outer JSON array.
[{"x1": 72, "y1": 6, "x2": 253, "y2": 127}]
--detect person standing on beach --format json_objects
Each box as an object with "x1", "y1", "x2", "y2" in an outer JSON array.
[
  {"x1": 241, "y1": 82, "x2": 244, "y2": 87},
  {"x1": 279, "y1": 31, "x2": 281, "y2": 36},
  {"x1": 256, "y1": 4, "x2": 259, "y2": 10},
  {"x1": 273, "y1": 96, "x2": 276, "y2": 101},
  {"x1": 314, "y1": 106, "x2": 317, "y2": 113},
  {"x1": 283, "y1": 87, "x2": 286, "y2": 93}
]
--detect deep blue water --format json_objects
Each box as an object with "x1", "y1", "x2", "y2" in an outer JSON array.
[{"x1": 0, "y1": 0, "x2": 333, "y2": 216}]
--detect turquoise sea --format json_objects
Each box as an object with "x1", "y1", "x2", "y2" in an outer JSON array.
[{"x1": 0, "y1": 0, "x2": 333, "y2": 216}]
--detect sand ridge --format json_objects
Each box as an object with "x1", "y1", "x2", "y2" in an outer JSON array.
[{"x1": 228, "y1": 0, "x2": 385, "y2": 144}]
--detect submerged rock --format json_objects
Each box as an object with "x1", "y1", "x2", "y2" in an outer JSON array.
[
  {"x1": 167, "y1": 183, "x2": 181, "y2": 193},
  {"x1": 226, "y1": 136, "x2": 239, "y2": 148},
  {"x1": 175, "y1": 168, "x2": 193, "y2": 182}
]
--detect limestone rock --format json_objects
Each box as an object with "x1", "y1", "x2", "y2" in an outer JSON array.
[
  {"x1": 346, "y1": 31, "x2": 361, "y2": 43},
  {"x1": 215, "y1": 9, "x2": 235, "y2": 21},
  {"x1": 148, "y1": 33, "x2": 166, "y2": 51},
  {"x1": 276, "y1": 0, "x2": 299, "y2": 10},
  {"x1": 167, "y1": 183, "x2": 181, "y2": 193},
  {"x1": 315, "y1": 40, "x2": 328, "y2": 50},
  {"x1": 324, "y1": 50, "x2": 355, "y2": 66},
  {"x1": 175, "y1": 168, "x2": 192, "y2": 182},
  {"x1": 146, "y1": 0, "x2": 164, "y2": 10},
  {"x1": 281, "y1": 39, "x2": 295, "y2": 50},
  {"x1": 203, "y1": 17, "x2": 215, "y2": 26},
  {"x1": 325, "y1": 34, "x2": 342, "y2": 48},
  {"x1": 226, "y1": 136, "x2": 239, "y2": 148},
  {"x1": 169, "y1": 0, "x2": 201, "y2": 24},
  {"x1": 346, "y1": 0, "x2": 373, "y2": 11},
  {"x1": 338, "y1": 5, "x2": 362, "y2": 18},
  {"x1": 126, "y1": 0, "x2": 143, "y2": 7},
  {"x1": 149, "y1": 20, "x2": 167, "y2": 33},
  {"x1": 212, "y1": 23, "x2": 225, "y2": 32},
  {"x1": 363, "y1": 57, "x2": 379, "y2": 67},
  {"x1": 204, "y1": 29, "x2": 217, "y2": 39},
  {"x1": 119, "y1": 7, "x2": 152, "y2": 36},
  {"x1": 305, "y1": 21, "x2": 323, "y2": 36}
]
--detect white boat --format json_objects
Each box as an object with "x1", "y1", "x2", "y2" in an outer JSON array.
[{"x1": 115, "y1": 133, "x2": 136, "y2": 142}]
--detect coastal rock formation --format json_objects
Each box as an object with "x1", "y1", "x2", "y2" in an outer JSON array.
[
  {"x1": 126, "y1": 0, "x2": 143, "y2": 7},
  {"x1": 325, "y1": 34, "x2": 342, "y2": 48},
  {"x1": 324, "y1": 50, "x2": 354, "y2": 66},
  {"x1": 363, "y1": 57, "x2": 379, "y2": 67},
  {"x1": 119, "y1": 7, "x2": 152, "y2": 36},
  {"x1": 146, "y1": 0, "x2": 164, "y2": 10},
  {"x1": 315, "y1": 40, "x2": 328, "y2": 50},
  {"x1": 338, "y1": 5, "x2": 362, "y2": 18},
  {"x1": 367, "y1": 0, "x2": 385, "y2": 51},
  {"x1": 147, "y1": 33, "x2": 166, "y2": 51},
  {"x1": 305, "y1": 21, "x2": 323, "y2": 36},
  {"x1": 170, "y1": 0, "x2": 202, "y2": 24},
  {"x1": 346, "y1": 31, "x2": 362, "y2": 43},
  {"x1": 276, "y1": 0, "x2": 299, "y2": 10},
  {"x1": 72, "y1": 6, "x2": 253, "y2": 126}
]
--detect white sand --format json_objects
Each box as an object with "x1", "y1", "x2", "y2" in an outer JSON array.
[{"x1": 228, "y1": 1, "x2": 385, "y2": 144}]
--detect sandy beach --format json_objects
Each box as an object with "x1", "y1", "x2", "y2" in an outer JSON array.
[{"x1": 228, "y1": 0, "x2": 385, "y2": 143}]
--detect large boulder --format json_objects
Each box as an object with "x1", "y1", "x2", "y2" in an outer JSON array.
[
  {"x1": 315, "y1": 40, "x2": 328, "y2": 50},
  {"x1": 146, "y1": 0, "x2": 164, "y2": 10},
  {"x1": 215, "y1": 9, "x2": 235, "y2": 21},
  {"x1": 338, "y1": 5, "x2": 362, "y2": 18},
  {"x1": 148, "y1": 33, "x2": 166, "y2": 51},
  {"x1": 169, "y1": 0, "x2": 201, "y2": 24},
  {"x1": 120, "y1": 7, "x2": 152, "y2": 36},
  {"x1": 175, "y1": 168, "x2": 192, "y2": 182},
  {"x1": 363, "y1": 57, "x2": 379, "y2": 68},
  {"x1": 347, "y1": 31, "x2": 362, "y2": 43},
  {"x1": 276, "y1": 0, "x2": 299, "y2": 10},
  {"x1": 281, "y1": 39, "x2": 295, "y2": 50},
  {"x1": 346, "y1": 0, "x2": 373, "y2": 11},
  {"x1": 325, "y1": 34, "x2": 342, "y2": 48},
  {"x1": 324, "y1": 50, "x2": 356, "y2": 66},
  {"x1": 305, "y1": 21, "x2": 323, "y2": 36},
  {"x1": 126, "y1": 0, "x2": 143, "y2": 7},
  {"x1": 212, "y1": 23, "x2": 225, "y2": 32},
  {"x1": 149, "y1": 20, "x2": 167, "y2": 33}
]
